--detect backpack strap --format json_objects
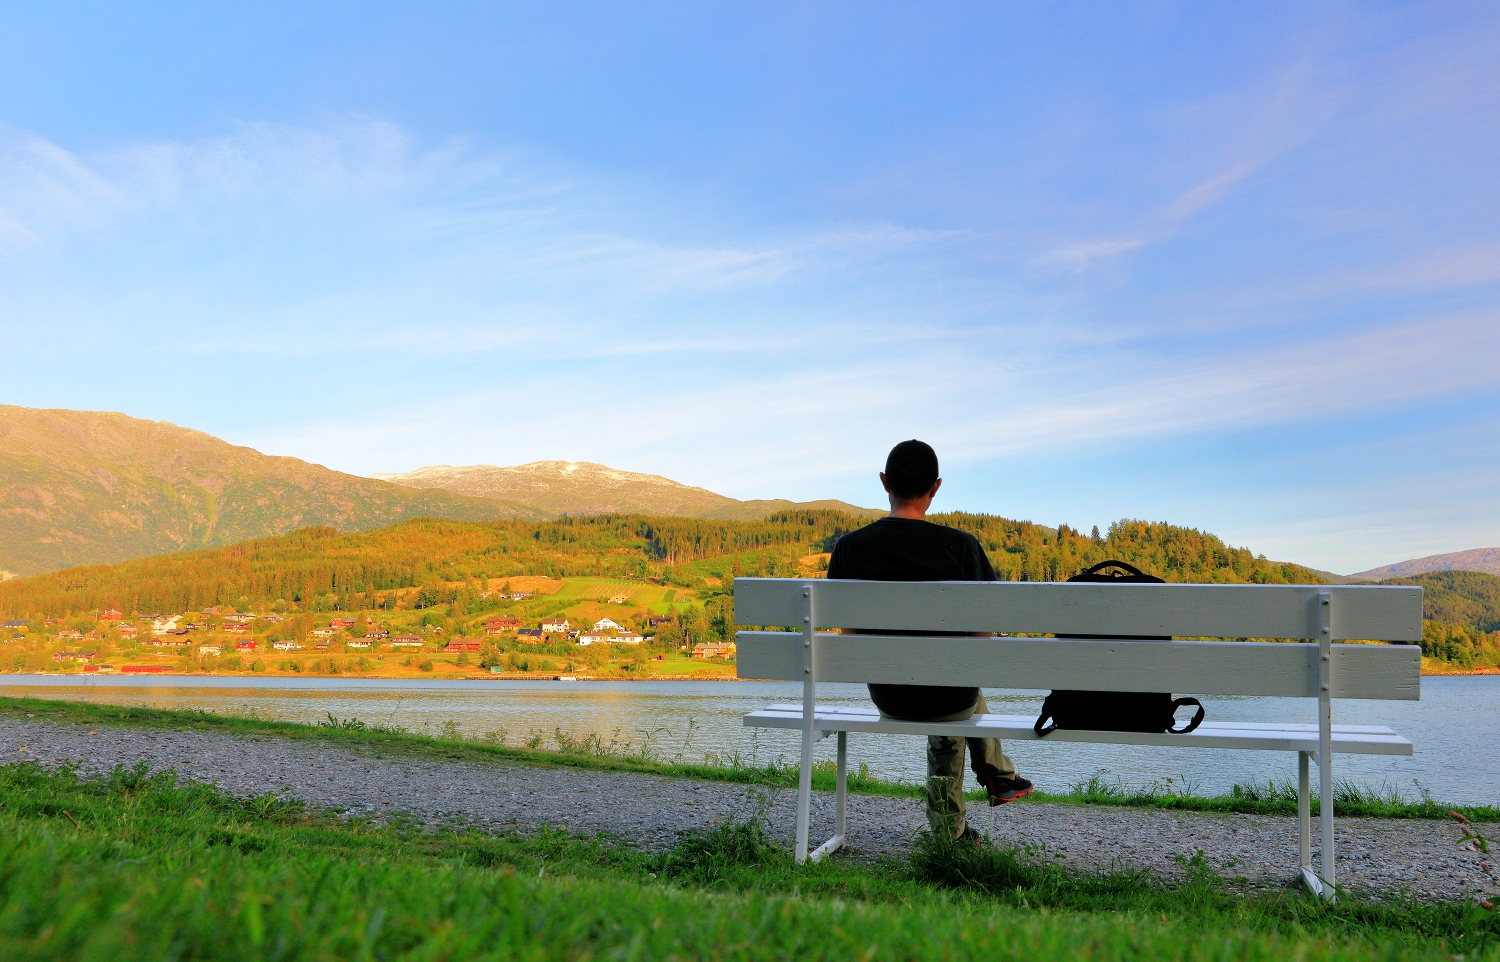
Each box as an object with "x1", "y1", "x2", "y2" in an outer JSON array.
[
  {"x1": 1033, "y1": 694, "x2": 1057, "y2": 737},
  {"x1": 1169, "y1": 697, "x2": 1205, "y2": 734}
]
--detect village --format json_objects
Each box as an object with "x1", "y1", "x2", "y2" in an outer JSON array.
[{"x1": 0, "y1": 579, "x2": 739, "y2": 678}]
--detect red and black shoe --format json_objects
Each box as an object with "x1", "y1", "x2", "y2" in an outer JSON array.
[{"x1": 980, "y1": 774, "x2": 1034, "y2": 806}]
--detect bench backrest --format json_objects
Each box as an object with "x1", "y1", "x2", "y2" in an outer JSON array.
[{"x1": 734, "y1": 579, "x2": 1423, "y2": 700}]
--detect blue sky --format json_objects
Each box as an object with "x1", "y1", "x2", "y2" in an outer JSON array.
[{"x1": 2, "y1": 2, "x2": 1498, "y2": 574}]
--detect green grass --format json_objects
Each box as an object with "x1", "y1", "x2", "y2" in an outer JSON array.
[
  {"x1": 5, "y1": 695, "x2": 1496, "y2": 823},
  {"x1": 0, "y1": 760, "x2": 1496, "y2": 960}
]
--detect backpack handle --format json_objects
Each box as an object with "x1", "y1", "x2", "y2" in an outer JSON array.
[
  {"x1": 1169, "y1": 697, "x2": 1205, "y2": 734},
  {"x1": 1075, "y1": 559, "x2": 1152, "y2": 580}
]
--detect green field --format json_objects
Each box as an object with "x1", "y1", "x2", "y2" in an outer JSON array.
[{"x1": 546, "y1": 577, "x2": 687, "y2": 614}]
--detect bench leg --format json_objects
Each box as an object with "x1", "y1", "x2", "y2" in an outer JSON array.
[
  {"x1": 1317, "y1": 742, "x2": 1336, "y2": 899},
  {"x1": 809, "y1": 730, "x2": 848, "y2": 863},
  {"x1": 1299, "y1": 749, "x2": 1335, "y2": 899},
  {"x1": 1303, "y1": 591, "x2": 1337, "y2": 901},
  {"x1": 1298, "y1": 751, "x2": 1311, "y2": 872},
  {"x1": 794, "y1": 722, "x2": 814, "y2": 864},
  {"x1": 835, "y1": 730, "x2": 847, "y2": 843},
  {"x1": 795, "y1": 584, "x2": 816, "y2": 865}
]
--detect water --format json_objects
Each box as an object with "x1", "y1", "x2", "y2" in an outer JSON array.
[{"x1": 2, "y1": 675, "x2": 1495, "y2": 804}]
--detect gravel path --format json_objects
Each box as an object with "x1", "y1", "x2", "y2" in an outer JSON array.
[{"x1": 2, "y1": 719, "x2": 1494, "y2": 903}]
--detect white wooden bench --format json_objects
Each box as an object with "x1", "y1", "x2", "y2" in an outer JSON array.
[{"x1": 733, "y1": 578, "x2": 1423, "y2": 900}]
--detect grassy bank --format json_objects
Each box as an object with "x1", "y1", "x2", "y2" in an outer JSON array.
[
  {"x1": 0, "y1": 760, "x2": 1496, "y2": 960},
  {"x1": 4, "y1": 695, "x2": 1497, "y2": 822}
]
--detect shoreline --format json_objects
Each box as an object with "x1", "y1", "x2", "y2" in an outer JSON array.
[
  {"x1": 3, "y1": 667, "x2": 1496, "y2": 681},
  {"x1": 0, "y1": 670, "x2": 740, "y2": 684}
]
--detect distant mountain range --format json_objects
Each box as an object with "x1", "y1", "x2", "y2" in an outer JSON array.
[
  {"x1": 0, "y1": 407, "x2": 876, "y2": 576},
  {"x1": 0, "y1": 406, "x2": 542, "y2": 577},
  {"x1": 1349, "y1": 547, "x2": 1500, "y2": 580},
  {"x1": 371, "y1": 462, "x2": 877, "y2": 522}
]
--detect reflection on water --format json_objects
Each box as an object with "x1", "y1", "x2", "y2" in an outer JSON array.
[{"x1": 1, "y1": 675, "x2": 1495, "y2": 804}]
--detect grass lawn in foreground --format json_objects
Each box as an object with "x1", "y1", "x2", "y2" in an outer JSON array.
[{"x1": 0, "y1": 759, "x2": 1497, "y2": 960}]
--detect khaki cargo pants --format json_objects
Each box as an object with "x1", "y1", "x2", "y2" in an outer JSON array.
[{"x1": 883, "y1": 691, "x2": 1016, "y2": 839}]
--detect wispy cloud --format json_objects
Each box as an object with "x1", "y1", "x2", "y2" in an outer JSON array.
[{"x1": 5, "y1": 85, "x2": 1500, "y2": 575}]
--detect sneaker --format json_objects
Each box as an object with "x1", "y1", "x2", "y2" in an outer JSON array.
[
  {"x1": 952, "y1": 824, "x2": 984, "y2": 847},
  {"x1": 980, "y1": 774, "x2": 1034, "y2": 806}
]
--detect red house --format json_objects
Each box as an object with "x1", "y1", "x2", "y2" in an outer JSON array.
[
  {"x1": 99, "y1": 607, "x2": 124, "y2": 622},
  {"x1": 235, "y1": 640, "x2": 258, "y2": 650},
  {"x1": 485, "y1": 617, "x2": 521, "y2": 634},
  {"x1": 442, "y1": 641, "x2": 482, "y2": 653}
]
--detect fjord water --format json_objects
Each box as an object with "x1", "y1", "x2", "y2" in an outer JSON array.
[{"x1": 2, "y1": 675, "x2": 1495, "y2": 804}]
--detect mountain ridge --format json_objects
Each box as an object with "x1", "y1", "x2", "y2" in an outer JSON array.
[
  {"x1": 1349, "y1": 547, "x2": 1500, "y2": 580},
  {"x1": 0, "y1": 407, "x2": 877, "y2": 575},
  {"x1": 0, "y1": 407, "x2": 541, "y2": 576},
  {"x1": 370, "y1": 461, "x2": 879, "y2": 522}
]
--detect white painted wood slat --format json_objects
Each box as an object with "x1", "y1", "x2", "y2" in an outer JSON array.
[
  {"x1": 735, "y1": 631, "x2": 1421, "y2": 700},
  {"x1": 733, "y1": 579, "x2": 1422, "y2": 641},
  {"x1": 756, "y1": 704, "x2": 1404, "y2": 735},
  {"x1": 742, "y1": 709, "x2": 1414, "y2": 755}
]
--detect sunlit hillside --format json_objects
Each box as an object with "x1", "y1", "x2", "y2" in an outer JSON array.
[
  {"x1": 0, "y1": 511, "x2": 1494, "y2": 675},
  {"x1": 0, "y1": 511, "x2": 1328, "y2": 618}
]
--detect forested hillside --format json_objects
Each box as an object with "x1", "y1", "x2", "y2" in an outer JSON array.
[
  {"x1": 1375, "y1": 571, "x2": 1500, "y2": 669},
  {"x1": 1380, "y1": 570, "x2": 1500, "y2": 633},
  {"x1": 0, "y1": 511, "x2": 1325, "y2": 618},
  {"x1": 3, "y1": 510, "x2": 1496, "y2": 671}
]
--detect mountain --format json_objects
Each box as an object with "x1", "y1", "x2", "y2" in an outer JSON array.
[
  {"x1": 0, "y1": 406, "x2": 540, "y2": 577},
  {"x1": 1349, "y1": 547, "x2": 1500, "y2": 580},
  {"x1": 370, "y1": 462, "x2": 879, "y2": 522}
]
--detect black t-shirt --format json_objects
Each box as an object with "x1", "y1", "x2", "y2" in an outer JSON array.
[{"x1": 826, "y1": 517, "x2": 997, "y2": 719}]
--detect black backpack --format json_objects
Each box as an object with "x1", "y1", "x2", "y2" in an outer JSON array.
[{"x1": 1033, "y1": 560, "x2": 1205, "y2": 737}]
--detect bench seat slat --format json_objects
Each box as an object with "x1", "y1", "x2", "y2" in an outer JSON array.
[
  {"x1": 754, "y1": 704, "x2": 1402, "y2": 735},
  {"x1": 736, "y1": 632, "x2": 1421, "y2": 700},
  {"x1": 743, "y1": 709, "x2": 1413, "y2": 755}
]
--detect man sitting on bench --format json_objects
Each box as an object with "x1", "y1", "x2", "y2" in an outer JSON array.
[{"x1": 826, "y1": 439, "x2": 1034, "y2": 839}]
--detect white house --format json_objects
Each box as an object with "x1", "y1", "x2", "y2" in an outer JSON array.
[
  {"x1": 541, "y1": 618, "x2": 571, "y2": 633},
  {"x1": 592, "y1": 618, "x2": 621, "y2": 632},
  {"x1": 577, "y1": 629, "x2": 644, "y2": 646}
]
